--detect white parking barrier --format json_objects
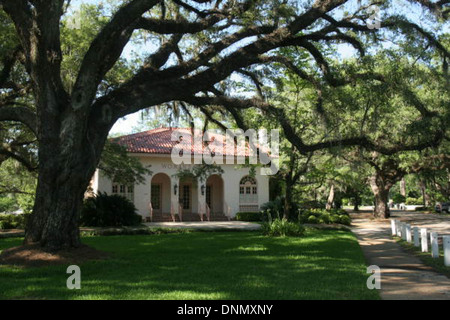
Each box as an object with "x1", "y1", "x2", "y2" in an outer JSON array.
[
  {"x1": 413, "y1": 227, "x2": 420, "y2": 247},
  {"x1": 391, "y1": 220, "x2": 396, "y2": 236},
  {"x1": 421, "y1": 228, "x2": 428, "y2": 252},
  {"x1": 443, "y1": 236, "x2": 450, "y2": 267},
  {"x1": 402, "y1": 223, "x2": 407, "y2": 241},
  {"x1": 431, "y1": 232, "x2": 439, "y2": 258},
  {"x1": 406, "y1": 224, "x2": 412, "y2": 243},
  {"x1": 396, "y1": 220, "x2": 402, "y2": 237}
]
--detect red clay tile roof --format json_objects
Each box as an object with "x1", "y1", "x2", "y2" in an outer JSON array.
[{"x1": 112, "y1": 127, "x2": 270, "y2": 157}]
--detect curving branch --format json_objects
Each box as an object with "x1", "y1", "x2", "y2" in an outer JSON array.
[
  {"x1": 0, "y1": 106, "x2": 37, "y2": 135},
  {"x1": 182, "y1": 94, "x2": 444, "y2": 155}
]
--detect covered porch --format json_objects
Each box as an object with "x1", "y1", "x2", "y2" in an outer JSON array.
[{"x1": 147, "y1": 172, "x2": 230, "y2": 222}]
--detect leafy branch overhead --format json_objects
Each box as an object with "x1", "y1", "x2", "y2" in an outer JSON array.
[{"x1": 98, "y1": 141, "x2": 152, "y2": 185}]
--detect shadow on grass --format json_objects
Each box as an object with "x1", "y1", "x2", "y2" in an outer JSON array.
[{"x1": 0, "y1": 230, "x2": 379, "y2": 300}]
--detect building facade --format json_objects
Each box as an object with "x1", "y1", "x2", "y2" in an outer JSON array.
[{"x1": 91, "y1": 128, "x2": 270, "y2": 221}]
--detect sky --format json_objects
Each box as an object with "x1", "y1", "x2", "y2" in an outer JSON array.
[{"x1": 67, "y1": 0, "x2": 449, "y2": 136}]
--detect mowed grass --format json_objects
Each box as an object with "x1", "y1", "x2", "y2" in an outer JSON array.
[{"x1": 0, "y1": 230, "x2": 379, "y2": 300}]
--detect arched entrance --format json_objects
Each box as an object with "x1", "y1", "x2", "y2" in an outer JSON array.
[
  {"x1": 205, "y1": 174, "x2": 224, "y2": 214},
  {"x1": 178, "y1": 176, "x2": 196, "y2": 214},
  {"x1": 151, "y1": 173, "x2": 171, "y2": 214}
]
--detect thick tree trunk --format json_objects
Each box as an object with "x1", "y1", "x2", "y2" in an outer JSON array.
[
  {"x1": 353, "y1": 193, "x2": 360, "y2": 212},
  {"x1": 326, "y1": 184, "x2": 335, "y2": 210},
  {"x1": 372, "y1": 188, "x2": 390, "y2": 218},
  {"x1": 369, "y1": 173, "x2": 392, "y2": 219},
  {"x1": 24, "y1": 114, "x2": 109, "y2": 251},
  {"x1": 419, "y1": 180, "x2": 431, "y2": 207},
  {"x1": 400, "y1": 178, "x2": 407, "y2": 197},
  {"x1": 25, "y1": 154, "x2": 97, "y2": 250}
]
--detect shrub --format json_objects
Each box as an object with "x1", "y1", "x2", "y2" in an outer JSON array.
[
  {"x1": 261, "y1": 197, "x2": 284, "y2": 220},
  {"x1": 298, "y1": 200, "x2": 326, "y2": 209},
  {"x1": 0, "y1": 213, "x2": 29, "y2": 229},
  {"x1": 329, "y1": 214, "x2": 340, "y2": 223},
  {"x1": 338, "y1": 215, "x2": 351, "y2": 226},
  {"x1": 405, "y1": 197, "x2": 423, "y2": 205},
  {"x1": 307, "y1": 215, "x2": 318, "y2": 224},
  {"x1": 262, "y1": 219, "x2": 305, "y2": 237},
  {"x1": 235, "y1": 211, "x2": 262, "y2": 222},
  {"x1": 0, "y1": 197, "x2": 17, "y2": 213},
  {"x1": 392, "y1": 194, "x2": 406, "y2": 204},
  {"x1": 328, "y1": 208, "x2": 349, "y2": 216},
  {"x1": 299, "y1": 208, "x2": 351, "y2": 226},
  {"x1": 80, "y1": 192, "x2": 142, "y2": 227}
]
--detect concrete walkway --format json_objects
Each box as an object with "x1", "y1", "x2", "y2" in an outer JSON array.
[
  {"x1": 144, "y1": 221, "x2": 261, "y2": 231},
  {"x1": 351, "y1": 211, "x2": 450, "y2": 300}
]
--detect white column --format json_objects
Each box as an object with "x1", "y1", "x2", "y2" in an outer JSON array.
[
  {"x1": 391, "y1": 220, "x2": 396, "y2": 236},
  {"x1": 396, "y1": 220, "x2": 401, "y2": 237},
  {"x1": 406, "y1": 224, "x2": 412, "y2": 243},
  {"x1": 421, "y1": 228, "x2": 428, "y2": 252},
  {"x1": 198, "y1": 180, "x2": 206, "y2": 219},
  {"x1": 431, "y1": 232, "x2": 439, "y2": 258},
  {"x1": 413, "y1": 227, "x2": 420, "y2": 247},
  {"x1": 443, "y1": 236, "x2": 450, "y2": 267},
  {"x1": 171, "y1": 177, "x2": 179, "y2": 214}
]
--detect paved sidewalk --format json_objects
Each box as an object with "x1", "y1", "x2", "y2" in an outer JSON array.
[
  {"x1": 144, "y1": 221, "x2": 261, "y2": 231},
  {"x1": 351, "y1": 213, "x2": 450, "y2": 300}
]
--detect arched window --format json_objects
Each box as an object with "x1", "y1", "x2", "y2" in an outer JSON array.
[{"x1": 239, "y1": 176, "x2": 258, "y2": 211}]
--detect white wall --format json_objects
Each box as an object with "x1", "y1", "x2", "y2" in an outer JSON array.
[{"x1": 92, "y1": 154, "x2": 270, "y2": 218}]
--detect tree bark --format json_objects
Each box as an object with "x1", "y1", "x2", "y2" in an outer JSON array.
[
  {"x1": 24, "y1": 111, "x2": 109, "y2": 251},
  {"x1": 353, "y1": 192, "x2": 360, "y2": 211},
  {"x1": 372, "y1": 187, "x2": 391, "y2": 219},
  {"x1": 369, "y1": 173, "x2": 392, "y2": 219},
  {"x1": 326, "y1": 184, "x2": 335, "y2": 210},
  {"x1": 419, "y1": 180, "x2": 431, "y2": 207},
  {"x1": 400, "y1": 178, "x2": 407, "y2": 197}
]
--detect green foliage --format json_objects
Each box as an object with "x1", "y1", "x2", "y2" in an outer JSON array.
[
  {"x1": 307, "y1": 215, "x2": 318, "y2": 224},
  {"x1": 61, "y1": 3, "x2": 136, "y2": 93},
  {"x1": 338, "y1": 215, "x2": 352, "y2": 226},
  {"x1": 0, "y1": 213, "x2": 29, "y2": 229},
  {"x1": 392, "y1": 193, "x2": 406, "y2": 204},
  {"x1": 235, "y1": 211, "x2": 262, "y2": 222},
  {"x1": 405, "y1": 197, "x2": 423, "y2": 205},
  {"x1": 260, "y1": 197, "x2": 291, "y2": 220},
  {"x1": 300, "y1": 208, "x2": 351, "y2": 226},
  {"x1": 80, "y1": 193, "x2": 142, "y2": 227},
  {"x1": 0, "y1": 158, "x2": 37, "y2": 213},
  {"x1": 98, "y1": 141, "x2": 152, "y2": 185},
  {"x1": 0, "y1": 197, "x2": 16, "y2": 213},
  {"x1": 261, "y1": 219, "x2": 305, "y2": 237}
]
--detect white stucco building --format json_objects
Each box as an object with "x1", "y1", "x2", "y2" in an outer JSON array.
[{"x1": 91, "y1": 127, "x2": 270, "y2": 221}]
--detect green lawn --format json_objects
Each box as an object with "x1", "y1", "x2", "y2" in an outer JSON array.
[{"x1": 0, "y1": 230, "x2": 379, "y2": 300}]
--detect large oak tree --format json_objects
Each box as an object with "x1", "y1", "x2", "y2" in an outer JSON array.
[{"x1": 0, "y1": 0, "x2": 449, "y2": 249}]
